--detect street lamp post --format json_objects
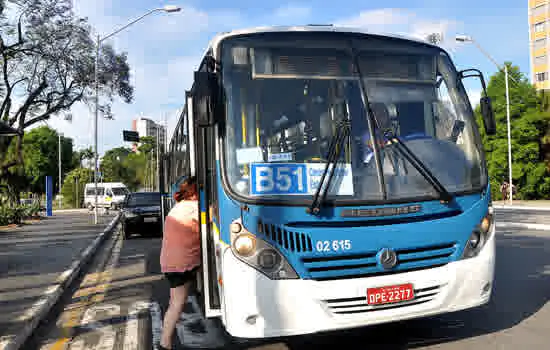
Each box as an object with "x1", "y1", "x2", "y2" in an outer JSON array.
[
  {"x1": 456, "y1": 35, "x2": 513, "y2": 205},
  {"x1": 93, "y1": 5, "x2": 181, "y2": 224},
  {"x1": 58, "y1": 132, "x2": 63, "y2": 209}
]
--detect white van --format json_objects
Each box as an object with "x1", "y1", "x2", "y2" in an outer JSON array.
[{"x1": 84, "y1": 182, "x2": 129, "y2": 210}]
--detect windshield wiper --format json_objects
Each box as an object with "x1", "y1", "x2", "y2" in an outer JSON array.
[
  {"x1": 306, "y1": 118, "x2": 351, "y2": 215},
  {"x1": 382, "y1": 131, "x2": 453, "y2": 203},
  {"x1": 349, "y1": 43, "x2": 388, "y2": 200},
  {"x1": 348, "y1": 40, "x2": 453, "y2": 205}
]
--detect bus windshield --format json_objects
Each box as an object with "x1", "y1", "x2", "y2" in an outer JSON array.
[{"x1": 220, "y1": 32, "x2": 487, "y2": 203}]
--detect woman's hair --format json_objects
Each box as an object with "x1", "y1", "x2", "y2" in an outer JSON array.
[{"x1": 173, "y1": 176, "x2": 197, "y2": 202}]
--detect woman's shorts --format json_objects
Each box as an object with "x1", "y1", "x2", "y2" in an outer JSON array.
[{"x1": 164, "y1": 267, "x2": 199, "y2": 289}]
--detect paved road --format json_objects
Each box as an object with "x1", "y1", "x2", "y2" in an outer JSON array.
[
  {"x1": 0, "y1": 211, "x2": 115, "y2": 342},
  {"x1": 31, "y1": 209, "x2": 549, "y2": 350}
]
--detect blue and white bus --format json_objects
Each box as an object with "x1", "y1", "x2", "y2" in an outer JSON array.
[{"x1": 164, "y1": 25, "x2": 497, "y2": 339}]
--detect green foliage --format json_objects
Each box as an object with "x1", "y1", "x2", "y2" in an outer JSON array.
[
  {"x1": 97, "y1": 146, "x2": 150, "y2": 191},
  {"x1": 137, "y1": 136, "x2": 156, "y2": 154},
  {"x1": 76, "y1": 147, "x2": 94, "y2": 168},
  {"x1": 61, "y1": 167, "x2": 93, "y2": 208},
  {"x1": 100, "y1": 147, "x2": 132, "y2": 182},
  {"x1": 475, "y1": 62, "x2": 550, "y2": 200},
  {"x1": 122, "y1": 152, "x2": 146, "y2": 191},
  {"x1": 0, "y1": 203, "x2": 41, "y2": 226},
  {"x1": 14, "y1": 126, "x2": 74, "y2": 194}
]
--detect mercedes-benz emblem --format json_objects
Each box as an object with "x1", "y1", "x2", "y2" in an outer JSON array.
[{"x1": 378, "y1": 248, "x2": 398, "y2": 270}]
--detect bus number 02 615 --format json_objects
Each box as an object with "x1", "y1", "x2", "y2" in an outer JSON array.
[{"x1": 316, "y1": 240, "x2": 352, "y2": 252}]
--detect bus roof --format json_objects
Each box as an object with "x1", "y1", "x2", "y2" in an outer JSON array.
[{"x1": 204, "y1": 25, "x2": 440, "y2": 59}]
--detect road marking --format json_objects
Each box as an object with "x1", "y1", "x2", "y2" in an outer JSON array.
[
  {"x1": 496, "y1": 222, "x2": 550, "y2": 231},
  {"x1": 68, "y1": 339, "x2": 84, "y2": 350},
  {"x1": 50, "y1": 230, "x2": 123, "y2": 350},
  {"x1": 80, "y1": 304, "x2": 118, "y2": 350},
  {"x1": 123, "y1": 301, "x2": 150, "y2": 350},
  {"x1": 150, "y1": 301, "x2": 163, "y2": 350}
]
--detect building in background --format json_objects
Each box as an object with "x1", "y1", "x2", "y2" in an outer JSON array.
[
  {"x1": 131, "y1": 116, "x2": 166, "y2": 152},
  {"x1": 529, "y1": 0, "x2": 550, "y2": 91}
]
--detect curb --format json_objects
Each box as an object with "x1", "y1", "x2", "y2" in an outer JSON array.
[
  {"x1": 0, "y1": 213, "x2": 122, "y2": 350},
  {"x1": 494, "y1": 205, "x2": 550, "y2": 211},
  {"x1": 52, "y1": 209, "x2": 89, "y2": 214},
  {"x1": 496, "y1": 222, "x2": 550, "y2": 231}
]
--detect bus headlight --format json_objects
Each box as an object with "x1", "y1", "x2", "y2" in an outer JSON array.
[
  {"x1": 462, "y1": 208, "x2": 494, "y2": 259},
  {"x1": 230, "y1": 219, "x2": 298, "y2": 280},
  {"x1": 233, "y1": 234, "x2": 256, "y2": 257}
]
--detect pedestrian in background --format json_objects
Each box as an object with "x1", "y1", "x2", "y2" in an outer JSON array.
[
  {"x1": 500, "y1": 181, "x2": 509, "y2": 201},
  {"x1": 159, "y1": 176, "x2": 201, "y2": 350}
]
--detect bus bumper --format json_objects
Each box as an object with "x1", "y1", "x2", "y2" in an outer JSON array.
[{"x1": 221, "y1": 226, "x2": 495, "y2": 339}]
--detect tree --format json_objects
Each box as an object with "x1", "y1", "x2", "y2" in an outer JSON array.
[
  {"x1": 61, "y1": 166, "x2": 93, "y2": 208},
  {"x1": 475, "y1": 62, "x2": 550, "y2": 200},
  {"x1": 137, "y1": 136, "x2": 156, "y2": 154},
  {"x1": 74, "y1": 146, "x2": 94, "y2": 169},
  {"x1": 25, "y1": 126, "x2": 73, "y2": 191},
  {"x1": 1, "y1": 125, "x2": 76, "y2": 203},
  {"x1": 0, "y1": 0, "x2": 133, "y2": 179},
  {"x1": 137, "y1": 136, "x2": 158, "y2": 190},
  {"x1": 123, "y1": 152, "x2": 146, "y2": 191},
  {"x1": 100, "y1": 146, "x2": 132, "y2": 182}
]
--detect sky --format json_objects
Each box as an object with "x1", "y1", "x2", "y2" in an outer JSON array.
[{"x1": 45, "y1": 0, "x2": 528, "y2": 155}]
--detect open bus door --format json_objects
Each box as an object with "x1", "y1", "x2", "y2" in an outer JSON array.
[{"x1": 187, "y1": 87, "x2": 222, "y2": 318}]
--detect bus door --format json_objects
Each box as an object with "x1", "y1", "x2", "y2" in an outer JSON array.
[{"x1": 189, "y1": 86, "x2": 222, "y2": 318}]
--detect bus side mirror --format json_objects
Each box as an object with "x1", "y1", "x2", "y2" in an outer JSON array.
[
  {"x1": 480, "y1": 96, "x2": 496, "y2": 135},
  {"x1": 194, "y1": 71, "x2": 219, "y2": 127},
  {"x1": 458, "y1": 68, "x2": 497, "y2": 136}
]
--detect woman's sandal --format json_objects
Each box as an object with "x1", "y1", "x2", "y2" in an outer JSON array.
[{"x1": 158, "y1": 345, "x2": 171, "y2": 350}]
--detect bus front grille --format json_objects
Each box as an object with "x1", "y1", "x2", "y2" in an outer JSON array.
[
  {"x1": 301, "y1": 242, "x2": 457, "y2": 280},
  {"x1": 323, "y1": 285, "x2": 442, "y2": 314},
  {"x1": 257, "y1": 220, "x2": 313, "y2": 253}
]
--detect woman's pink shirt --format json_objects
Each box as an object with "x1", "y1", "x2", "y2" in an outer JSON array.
[{"x1": 159, "y1": 200, "x2": 201, "y2": 273}]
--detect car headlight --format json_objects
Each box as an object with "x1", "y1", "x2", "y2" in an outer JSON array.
[
  {"x1": 124, "y1": 211, "x2": 137, "y2": 218},
  {"x1": 230, "y1": 219, "x2": 298, "y2": 280},
  {"x1": 462, "y1": 207, "x2": 494, "y2": 259}
]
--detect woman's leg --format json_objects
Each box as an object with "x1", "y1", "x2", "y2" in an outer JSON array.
[{"x1": 160, "y1": 282, "x2": 190, "y2": 349}]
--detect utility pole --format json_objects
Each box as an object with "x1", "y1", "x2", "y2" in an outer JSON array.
[
  {"x1": 156, "y1": 124, "x2": 160, "y2": 192},
  {"x1": 504, "y1": 65, "x2": 513, "y2": 205},
  {"x1": 58, "y1": 133, "x2": 62, "y2": 209},
  {"x1": 75, "y1": 177, "x2": 79, "y2": 208}
]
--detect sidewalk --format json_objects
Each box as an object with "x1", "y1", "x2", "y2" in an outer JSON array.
[{"x1": 0, "y1": 211, "x2": 115, "y2": 347}]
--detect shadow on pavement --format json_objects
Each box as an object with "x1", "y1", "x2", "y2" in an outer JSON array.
[{"x1": 250, "y1": 232, "x2": 550, "y2": 350}]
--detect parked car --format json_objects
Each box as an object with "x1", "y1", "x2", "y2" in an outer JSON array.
[{"x1": 120, "y1": 192, "x2": 162, "y2": 239}]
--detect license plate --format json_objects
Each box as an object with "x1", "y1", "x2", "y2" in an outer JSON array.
[
  {"x1": 144, "y1": 217, "x2": 157, "y2": 223},
  {"x1": 366, "y1": 283, "x2": 414, "y2": 305}
]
